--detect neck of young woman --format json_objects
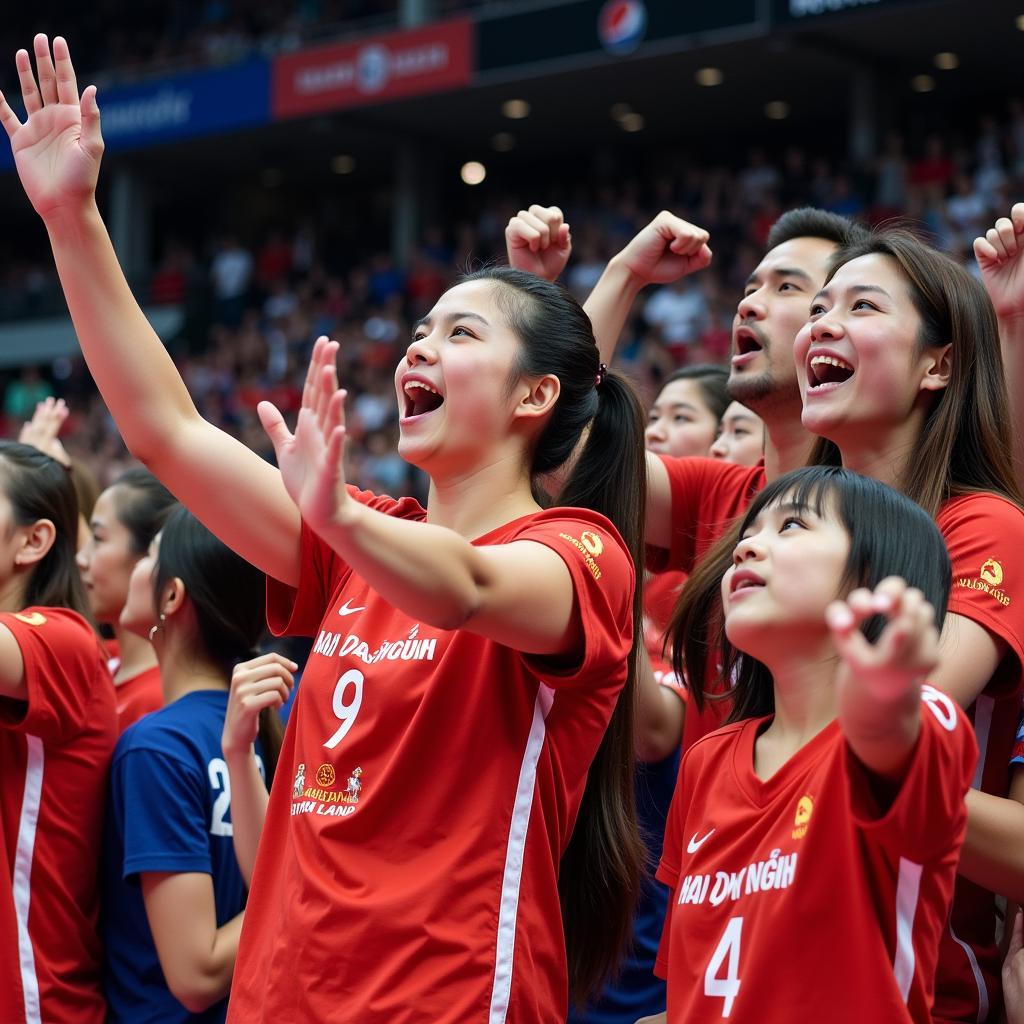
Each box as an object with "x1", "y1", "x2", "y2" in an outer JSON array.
[
  {"x1": 111, "y1": 622, "x2": 159, "y2": 684},
  {"x1": 0, "y1": 575, "x2": 29, "y2": 614},
  {"x1": 156, "y1": 628, "x2": 229, "y2": 704},
  {"x1": 835, "y1": 414, "x2": 924, "y2": 492},
  {"x1": 761, "y1": 639, "x2": 838, "y2": 752},
  {"x1": 425, "y1": 452, "x2": 541, "y2": 538}
]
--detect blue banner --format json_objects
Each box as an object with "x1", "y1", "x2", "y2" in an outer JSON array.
[{"x1": 1, "y1": 57, "x2": 270, "y2": 170}]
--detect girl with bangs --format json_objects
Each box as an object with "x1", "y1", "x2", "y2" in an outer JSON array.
[
  {"x1": 4, "y1": 37, "x2": 648, "y2": 1023},
  {"x1": 648, "y1": 467, "x2": 976, "y2": 1023},
  {"x1": 670, "y1": 228, "x2": 1024, "y2": 1023}
]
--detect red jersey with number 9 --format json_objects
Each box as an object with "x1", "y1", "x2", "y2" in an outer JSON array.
[
  {"x1": 656, "y1": 687, "x2": 976, "y2": 1024},
  {"x1": 228, "y1": 491, "x2": 634, "y2": 1023}
]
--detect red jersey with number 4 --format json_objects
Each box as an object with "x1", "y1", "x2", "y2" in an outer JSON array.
[
  {"x1": 0, "y1": 607, "x2": 117, "y2": 1024},
  {"x1": 656, "y1": 687, "x2": 976, "y2": 1024},
  {"x1": 228, "y1": 492, "x2": 634, "y2": 1024},
  {"x1": 932, "y1": 492, "x2": 1024, "y2": 1024}
]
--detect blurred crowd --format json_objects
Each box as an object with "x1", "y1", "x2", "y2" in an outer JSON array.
[{"x1": 2, "y1": 101, "x2": 1023, "y2": 497}]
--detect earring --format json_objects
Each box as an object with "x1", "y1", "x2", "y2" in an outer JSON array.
[{"x1": 148, "y1": 613, "x2": 166, "y2": 643}]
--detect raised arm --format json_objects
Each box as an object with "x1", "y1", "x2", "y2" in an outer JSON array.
[
  {"x1": 221, "y1": 653, "x2": 295, "y2": 886},
  {"x1": 829, "y1": 577, "x2": 939, "y2": 782},
  {"x1": 0, "y1": 36, "x2": 301, "y2": 585},
  {"x1": 975, "y1": 203, "x2": 1024, "y2": 490},
  {"x1": 582, "y1": 211, "x2": 711, "y2": 365},
  {"x1": 505, "y1": 204, "x2": 572, "y2": 282}
]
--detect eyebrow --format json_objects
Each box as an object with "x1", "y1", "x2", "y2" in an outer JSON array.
[
  {"x1": 812, "y1": 283, "x2": 893, "y2": 302},
  {"x1": 653, "y1": 401, "x2": 701, "y2": 414},
  {"x1": 413, "y1": 311, "x2": 491, "y2": 331},
  {"x1": 745, "y1": 266, "x2": 814, "y2": 288}
]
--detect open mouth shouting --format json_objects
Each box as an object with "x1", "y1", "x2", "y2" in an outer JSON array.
[
  {"x1": 401, "y1": 374, "x2": 445, "y2": 422},
  {"x1": 731, "y1": 326, "x2": 766, "y2": 368},
  {"x1": 729, "y1": 568, "x2": 766, "y2": 600},
  {"x1": 806, "y1": 352, "x2": 855, "y2": 393}
]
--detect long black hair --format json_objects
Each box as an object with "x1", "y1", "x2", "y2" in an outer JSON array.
[
  {"x1": 110, "y1": 467, "x2": 178, "y2": 556},
  {"x1": 153, "y1": 507, "x2": 284, "y2": 782},
  {"x1": 669, "y1": 467, "x2": 951, "y2": 722},
  {"x1": 0, "y1": 441, "x2": 90, "y2": 617},
  {"x1": 462, "y1": 266, "x2": 647, "y2": 1004}
]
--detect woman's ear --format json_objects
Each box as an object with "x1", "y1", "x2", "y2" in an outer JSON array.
[
  {"x1": 13, "y1": 519, "x2": 57, "y2": 569},
  {"x1": 159, "y1": 576, "x2": 188, "y2": 621},
  {"x1": 514, "y1": 373, "x2": 561, "y2": 423},
  {"x1": 919, "y1": 343, "x2": 952, "y2": 393}
]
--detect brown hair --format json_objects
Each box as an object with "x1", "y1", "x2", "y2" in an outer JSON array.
[{"x1": 809, "y1": 229, "x2": 1023, "y2": 517}]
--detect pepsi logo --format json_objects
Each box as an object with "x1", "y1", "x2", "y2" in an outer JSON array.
[{"x1": 598, "y1": 0, "x2": 648, "y2": 56}]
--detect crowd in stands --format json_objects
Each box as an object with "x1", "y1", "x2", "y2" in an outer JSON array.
[{"x1": 2, "y1": 102, "x2": 1022, "y2": 499}]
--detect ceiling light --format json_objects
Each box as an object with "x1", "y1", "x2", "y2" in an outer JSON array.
[
  {"x1": 610, "y1": 102, "x2": 633, "y2": 121},
  {"x1": 933, "y1": 52, "x2": 958, "y2": 70},
  {"x1": 460, "y1": 161, "x2": 487, "y2": 185},
  {"x1": 764, "y1": 101, "x2": 789, "y2": 120},
  {"x1": 911, "y1": 74, "x2": 936, "y2": 92},
  {"x1": 491, "y1": 133, "x2": 515, "y2": 152},
  {"x1": 331, "y1": 154, "x2": 355, "y2": 174},
  {"x1": 1017, "y1": 14, "x2": 1024, "y2": 29},
  {"x1": 501, "y1": 99, "x2": 530, "y2": 120},
  {"x1": 695, "y1": 67, "x2": 724, "y2": 87},
  {"x1": 619, "y1": 112, "x2": 645, "y2": 132}
]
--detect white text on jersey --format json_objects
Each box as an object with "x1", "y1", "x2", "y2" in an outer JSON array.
[
  {"x1": 678, "y1": 847, "x2": 799, "y2": 907},
  {"x1": 313, "y1": 624, "x2": 438, "y2": 664}
]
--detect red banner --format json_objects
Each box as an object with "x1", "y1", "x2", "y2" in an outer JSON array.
[{"x1": 272, "y1": 19, "x2": 474, "y2": 119}]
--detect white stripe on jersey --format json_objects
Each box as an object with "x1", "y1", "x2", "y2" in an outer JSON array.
[
  {"x1": 970, "y1": 695, "x2": 994, "y2": 791},
  {"x1": 13, "y1": 735, "x2": 44, "y2": 1024},
  {"x1": 893, "y1": 857, "x2": 923, "y2": 1002},
  {"x1": 488, "y1": 683, "x2": 555, "y2": 1024},
  {"x1": 949, "y1": 923, "x2": 990, "y2": 1023}
]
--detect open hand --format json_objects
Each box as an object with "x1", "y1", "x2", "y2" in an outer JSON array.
[
  {"x1": 222, "y1": 653, "x2": 297, "y2": 760},
  {"x1": 613, "y1": 211, "x2": 712, "y2": 287},
  {"x1": 258, "y1": 336, "x2": 351, "y2": 532},
  {"x1": 827, "y1": 577, "x2": 939, "y2": 708},
  {"x1": 0, "y1": 35, "x2": 103, "y2": 221},
  {"x1": 975, "y1": 203, "x2": 1024, "y2": 322},
  {"x1": 18, "y1": 396, "x2": 71, "y2": 467},
  {"x1": 505, "y1": 205, "x2": 572, "y2": 282}
]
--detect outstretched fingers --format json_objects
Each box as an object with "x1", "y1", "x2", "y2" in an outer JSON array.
[
  {"x1": 51, "y1": 36, "x2": 79, "y2": 106},
  {"x1": 256, "y1": 400, "x2": 293, "y2": 459},
  {"x1": 33, "y1": 34, "x2": 58, "y2": 107},
  {"x1": 15, "y1": 48, "x2": 41, "y2": 116},
  {"x1": 0, "y1": 91, "x2": 23, "y2": 138}
]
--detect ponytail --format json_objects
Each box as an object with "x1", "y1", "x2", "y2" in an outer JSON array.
[
  {"x1": 461, "y1": 266, "x2": 646, "y2": 1003},
  {"x1": 555, "y1": 370, "x2": 647, "y2": 1004}
]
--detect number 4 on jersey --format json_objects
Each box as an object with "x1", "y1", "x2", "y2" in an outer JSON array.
[{"x1": 705, "y1": 916, "x2": 743, "y2": 1018}]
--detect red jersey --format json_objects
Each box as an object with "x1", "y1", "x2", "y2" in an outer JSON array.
[
  {"x1": 112, "y1": 665, "x2": 163, "y2": 733},
  {"x1": 0, "y1": 607, "x2": 117, "y2": 1024},
  {"x1": 644, "y1": 569, "x2": 686, "y2": 698},
  {"x1": 228, "y1": 493, "x2": 634, "y2": 1023},
  {"x1": 649, "y1": 456, "x2": 766, "y2": 752},
  {"x1": 656, "y1": 689, "x2": 977, "y2": 1023},
  {"x1": 932, "y1": 493, "x2": 1024, "y2": 1024}
]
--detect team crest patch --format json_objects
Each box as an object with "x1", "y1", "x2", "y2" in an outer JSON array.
[
  {"x1": 956, "y1": 557, "x2": 1010, "y2": 607},
  {"x1": 14, "y1": 612, "x2": 46, "y2": 626},
  {"x1": 792, "y1": 795, "x2": 814, "y2": 839},
  {"x1": 292, "y1": 763, "x2": 307, "y2": 798},
  {"x1": 316, "y1": 764, "x2": 336, "y2": 788},
  {"x1": 558, "y1": 532, "x2": 603, "y2": 581}
]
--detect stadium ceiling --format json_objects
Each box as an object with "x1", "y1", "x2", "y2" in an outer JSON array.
[{"x1": 0, "y1": 0, "x2": 1017, "y2": 217}]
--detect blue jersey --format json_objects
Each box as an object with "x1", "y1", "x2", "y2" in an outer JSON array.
[
  {"x1": 102, "y1": 690, "x2": 265, "y2": 1023},
  {"x1": 568, "y1": 749, "x2": 679, "y2": 1024}
]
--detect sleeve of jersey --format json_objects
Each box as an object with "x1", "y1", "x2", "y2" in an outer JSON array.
[
  {"x1": 845, "y1": 687, "x2": 978, "y2": 862},
  {"x1": 516, "y1": 514, "x2": 634, "y2": 691},
  {"x1": 646, "y1": 457, "x2": 762, "y2": 575},
  {"x1": 0, "y1": 608, "x2": 102, "y2": 744},
  {"x1": 265, "y1": 486, "x2": 426, "y2": 637},
  {"x1": 117, "y1": 746, "x2": 212, "y2": 878},
  {"x1": 1010, "y1": 715, "x2": 1024, "y2": 767},
  {"x1": 942, "y1": 495, "x2": 1024, "y2": 698},
  {"x1": 653, "y1": 748, "x2": 693, "y2": 980}
]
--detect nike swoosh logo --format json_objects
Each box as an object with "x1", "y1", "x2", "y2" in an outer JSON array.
[
  {"x1": 14, "y1": 612, "x2": 47, "y2": 626},
  {"x1": 687, "y1": 828, "x2": 715, "y2": 854},
  {"x1": 338, "y1": 600, "x2": 365, "y2": 617}
]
